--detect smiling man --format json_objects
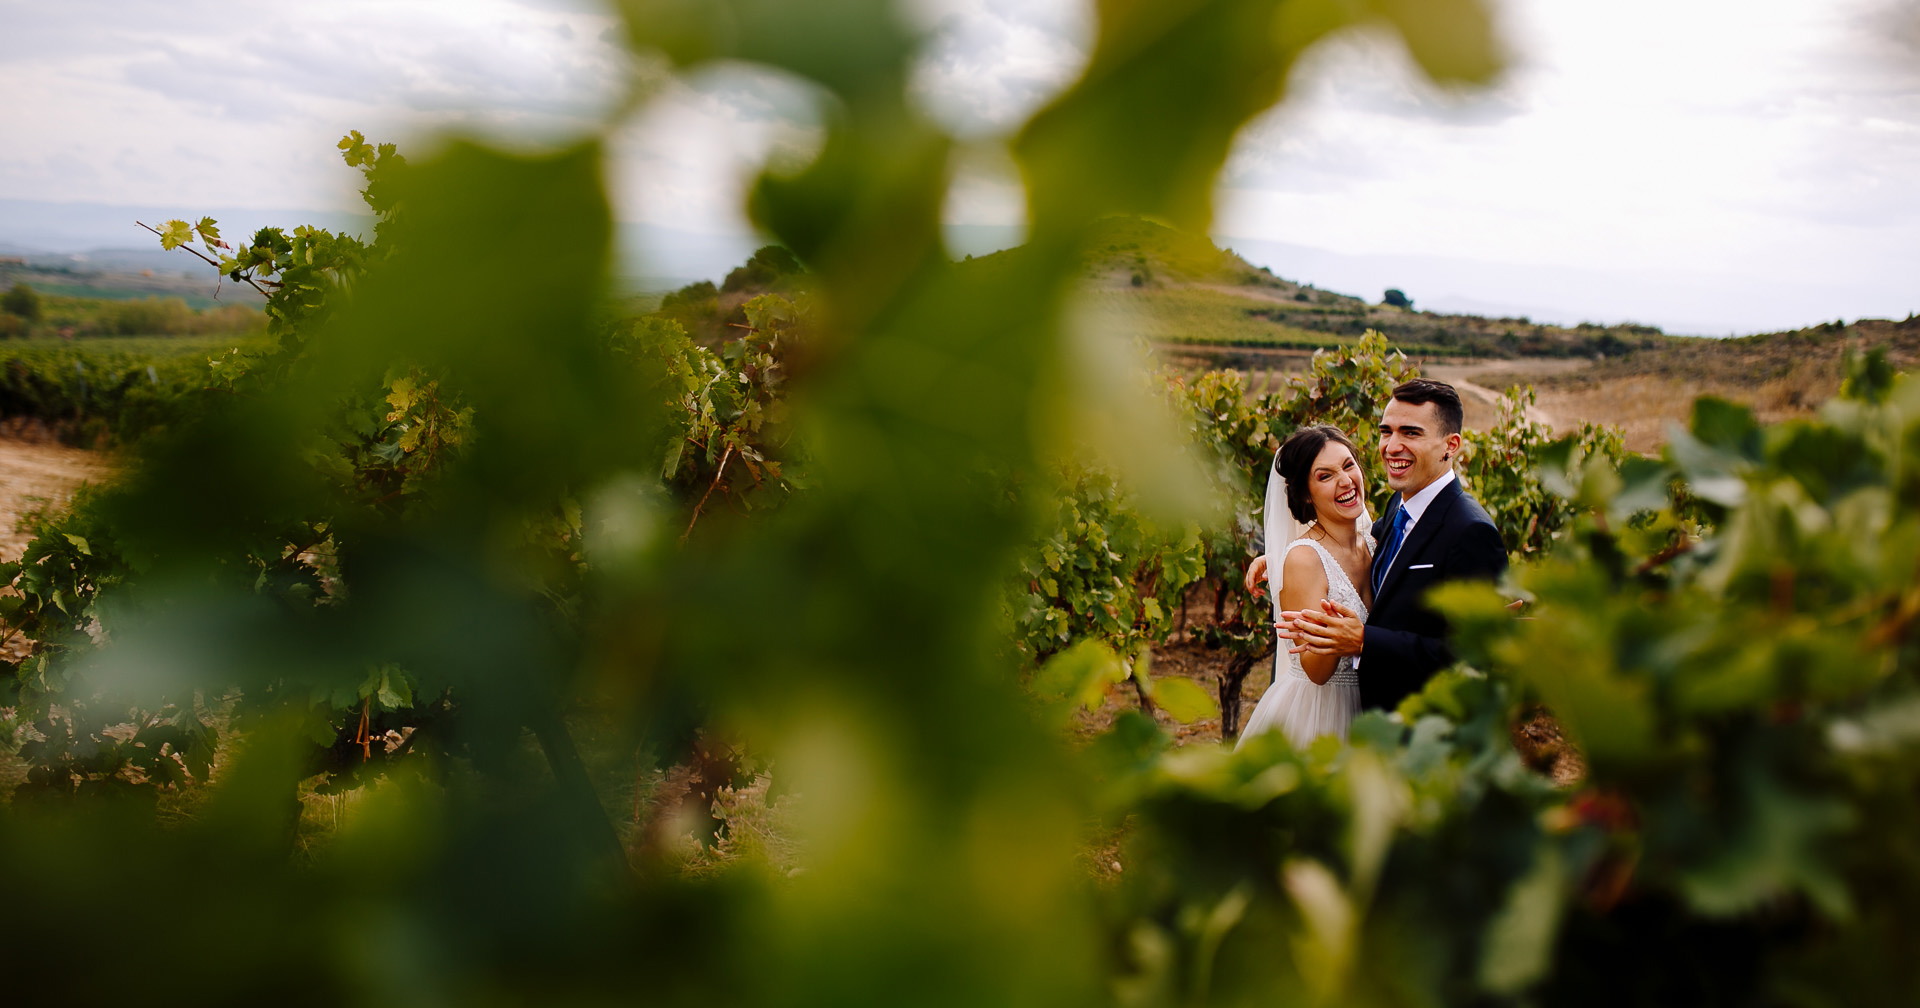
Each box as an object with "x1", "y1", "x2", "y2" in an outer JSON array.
[{"x1": 1279, "y1": 378, "x2": 1508, "y2": 712}]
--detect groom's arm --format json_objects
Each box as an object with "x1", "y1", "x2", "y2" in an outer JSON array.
[
  {"x1": 1359, "y1": 623, "x2": 1452, "y2": 685},
  {"x1": 1360, "y1": 520, "x2": 1507, "y2": 683},
  {"x1": 1446, "y1": 518, "x2": 1508, "y2": 583}
]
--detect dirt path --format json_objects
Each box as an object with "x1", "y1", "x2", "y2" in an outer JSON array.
[
  {"x1": 1450, "y1": 376, "x2": 1558, "y2": 430},
  {"x1": 0, "y1": 436, "x2": 111, "y2": 562},
  {"x1": 1424, "y1": 358, "x2": 1594, "y2": 434},
  {"x1": 1195, "y1": 282, "x2": 1309, "y2": 305}
]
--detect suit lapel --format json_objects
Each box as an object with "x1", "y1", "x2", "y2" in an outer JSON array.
[{"x1": 1374, "y1": 479, "x2": 1461, "y2": 605}]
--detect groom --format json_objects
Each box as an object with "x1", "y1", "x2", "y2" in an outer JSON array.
[{"x1": 1279, "y1": 379, "x2": 1507, "y2": 711}]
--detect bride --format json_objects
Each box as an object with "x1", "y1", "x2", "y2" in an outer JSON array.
[{"x1": 1236, "y1": 424, "x2": 1373, "y2": 750}]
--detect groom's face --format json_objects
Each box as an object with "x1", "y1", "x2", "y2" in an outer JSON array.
[{"x1": 1379, "y1": 398, "x2": 1459, "y2": 497}]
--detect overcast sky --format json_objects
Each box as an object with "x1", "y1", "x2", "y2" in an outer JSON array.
[{"x1": 4, "y1": 0, "x2": 1917, "y2": 333}]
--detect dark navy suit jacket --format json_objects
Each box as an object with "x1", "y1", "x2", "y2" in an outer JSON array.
[{"x1": 1360, "y1": 476, "x2": 1507, "y2": 711}]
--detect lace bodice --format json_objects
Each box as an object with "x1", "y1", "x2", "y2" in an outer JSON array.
[{"x1": 1279, "y1": 536, "x2": 1369, "y2": 688}]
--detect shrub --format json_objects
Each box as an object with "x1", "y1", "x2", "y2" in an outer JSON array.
[
  {"x1": 105, "y1": 296, "x2": 194, "y2": 335},
  {"x1": 721, "y1": 245, "x2": 803, "y2": 293},
  {"x1": 2, "y1": 282, "x2": 42, "y2": 321}
]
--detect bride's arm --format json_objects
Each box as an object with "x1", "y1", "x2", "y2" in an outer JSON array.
[{"x1": 1277, "y1": 548, "x2": 1340, "y2": 685}]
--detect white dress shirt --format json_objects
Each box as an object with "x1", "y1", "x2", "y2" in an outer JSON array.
[
  {"x1": 1391, "y1": 468, "x2": 1456, "y2": 544},
  {"x1": 1357, "y1": 468, "x2": 1456, "y2": 670}
]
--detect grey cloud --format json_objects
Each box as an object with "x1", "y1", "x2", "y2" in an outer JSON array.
[
  {"x1": 120, "y1": 51, "x2": 294, "y2": 123},
  {"x1": 1288, "y1": 30, "x2": 1530, "y2": 129},
  {"x1": 34, "y1": 4, "x2": 630, "y2": 126},
  {"x1": 908, "y1": 0, "x2": 1087, "y2": 135},
  {"x1": 0, "y1": 0, "x2": 212, "y2": 51},
  {"x1": 683, "y1": 67, "x2": 828, "y2": 128},
  {"x1": 261, "y1": 19, "x2": 627, "y2": 119}
]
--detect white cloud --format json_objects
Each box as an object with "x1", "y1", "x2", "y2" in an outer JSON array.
[
  {"x1": 1217, "y1": 0, "x2": 1920, "y2": 329},
  {"x1": 609, "y1": 65, "x2": 827, "y2": 237},
  {"x1": 0, "y1": 0, "x2": 631, "y2": 208},
  {"x1": 3, "y1": 0, "x2": 1917, "y2": 330},
  {"x1": 905, "y1": 0, "x2": 1090, "y2": 137}
]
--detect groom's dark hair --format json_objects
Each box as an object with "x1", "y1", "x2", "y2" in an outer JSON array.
[
  {"x1": 1278, "y1": 425, "x2": 1360, "y2": 523},
  {"x1": 1390, "y1": 379, "x2": 1464, "y2": 435}
]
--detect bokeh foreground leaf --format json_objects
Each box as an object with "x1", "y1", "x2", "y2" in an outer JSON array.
[{"x1": 0, "y1": 1, "x2": 1509, "y2": 1004}]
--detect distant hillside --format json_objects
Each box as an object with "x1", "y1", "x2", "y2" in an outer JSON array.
[
  {"x1": 0, "y1": 251, "x2": 262, "y2": 311},
  {"x1": 1520, "y1": 315, "x2": 1919, "y2": 397},
  {"x1": 1485, "y1": 315, "x2": 1920, "y2": 453},
  {"x1": 648, "y1": 219, "x2": 1899, "y2": 371},
  {"x1": 1041, "y1": 217, "x2": 1672, "y2": 360}
]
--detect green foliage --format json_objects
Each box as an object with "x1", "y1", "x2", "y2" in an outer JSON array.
[
  {"x1": 1, "y1": 0, "x2": 1505, "y2": 991},
  {"x1": 615, "y1": 294, "x2": 808, "y2": 534},
  {"x1": 0, "y1": 136, "x2": 483, "y2": 806},
  {"x1": 1422, "y1": 365, "x2": 1920, "y2": 1001},
  {"x1": 0, "y1": 338, "x2": 228, "y2": 445},
  {"x1": 660, "y1": 278, "x2": 718, "y2": 313},
  {"x1": 657, "y1": 248, "x2": 812, "y2": 345},
  {"x1": 0, "y1": 487, "x2": 219, "y2": 800},
  {"x1": 1267, "y1": 331, "x2": 1423, "y2": 520},
  {"x1": 1005, "y1": 332, "x2": 1633, "y2": 748},
  {"x1": 1459, "y1": 385, "x2": 1628, "y2": 555},
  {"x1": 0, "y1": 291, "x2": 261, "y2": 339},
  {"x1": 1013, "y1": 463, "x2": 1205, "y2": 663},
  {"x1": 722, "y1": 244, "x2": 804, "y2": 293},
  {"x1": 2, "y1": 282, "x2": 42, "y2": 321},
  {"x1": 1082, "y1": 362, "x2": 1920, "y2": 1007},
  {"x1": 12, "y1": 5, "x2": 1919, "y2": 1008},
  {"x1": 1009, "y1": 333, "x2": 1431, "y2": 733}
]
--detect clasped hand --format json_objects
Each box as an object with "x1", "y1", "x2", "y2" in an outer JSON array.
[{"x1": 1275, "y1": 600, "x2": 1364, "y2": 656}]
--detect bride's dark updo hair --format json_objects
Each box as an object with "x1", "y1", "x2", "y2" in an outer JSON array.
[{"x1": 1277, "y1": 425, "x2": 1360, "y2": 523}]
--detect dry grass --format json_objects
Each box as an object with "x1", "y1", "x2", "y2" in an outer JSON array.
[
  {"x1": 1486, "y1": 317, "x2": 1920, "y2": 453},
  {"x1": 1088, "y1": 286, "x2": 1347, "y2": 347}
]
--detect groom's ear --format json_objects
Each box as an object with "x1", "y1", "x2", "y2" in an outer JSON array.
[{"x1": 1444, "y1": 431, "x2": 1463, "y2": 462}]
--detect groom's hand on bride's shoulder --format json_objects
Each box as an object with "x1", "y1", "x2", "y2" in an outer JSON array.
[{"x1": 1244, "y1": 554, "x2": 1268, "y2": 596}]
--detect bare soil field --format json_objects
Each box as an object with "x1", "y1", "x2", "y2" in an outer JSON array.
[
  {"x1": 0, "y1": 430, "x2": 109, "y2": 562},
  {"x1": 0, "y1": 430, "x2": 110, "y2": 664}
]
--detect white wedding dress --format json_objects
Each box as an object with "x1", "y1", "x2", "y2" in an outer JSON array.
[{"x1": 1237, "y1": 536, "x2": 1367, "y2": 749}]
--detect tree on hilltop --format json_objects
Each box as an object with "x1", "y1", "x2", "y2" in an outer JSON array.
[{"x1": 723, "y1": 245, "x2": 803, "y2": 293}]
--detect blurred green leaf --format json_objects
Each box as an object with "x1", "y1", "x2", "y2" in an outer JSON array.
[
  {"x1": 1029, "y1": 639, "x2": 1128, "y2": 713},
  {"x1": 1478, "y1": 844, "x2": 1565, "y2": 994},
  {"x1": 1149, "y1": 675, "x2": 1220, "y2": 725}
]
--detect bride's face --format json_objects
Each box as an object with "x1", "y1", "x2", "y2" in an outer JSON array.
[{"x1": 1306, "y1": 441, "x2": 1366, "y2": 525}]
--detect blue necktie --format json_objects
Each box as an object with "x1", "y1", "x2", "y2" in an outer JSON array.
[{"x1": 1373, "y1": 506, "x2": 1410, "y2": 595}]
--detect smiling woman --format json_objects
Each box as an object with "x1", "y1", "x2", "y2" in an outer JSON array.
[{"x1": 1238, "y1": 423, "x2": 1372, "y2": 748}]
